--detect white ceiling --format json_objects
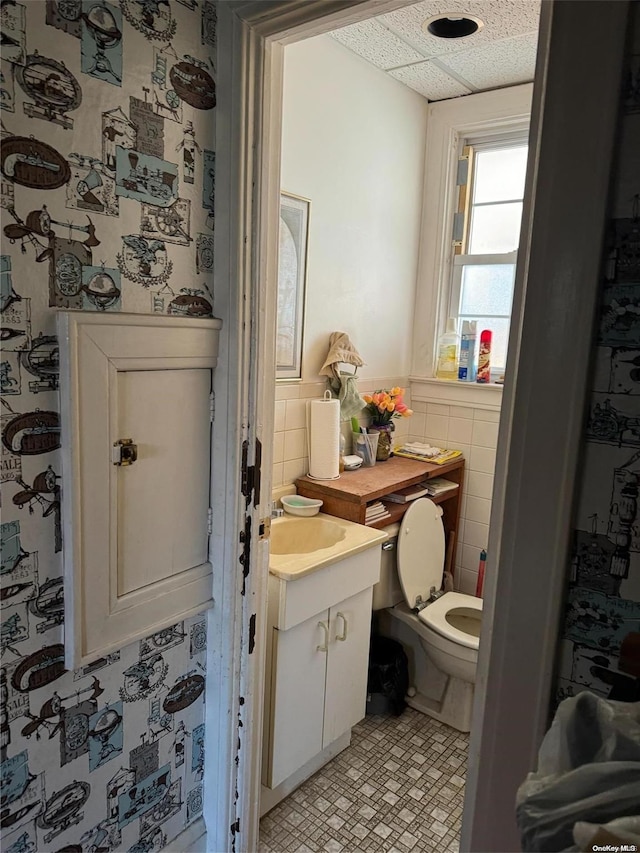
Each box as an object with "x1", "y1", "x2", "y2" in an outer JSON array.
[{"x1": 330, "y1": 0, "x2": 540, "y2": 101}]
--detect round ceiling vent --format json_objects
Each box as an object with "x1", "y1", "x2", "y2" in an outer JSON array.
[{"x1": 422, "y1": 14, "x2": 484, "y2": 39}]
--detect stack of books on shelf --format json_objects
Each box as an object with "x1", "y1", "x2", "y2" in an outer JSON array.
[
  {"x1": 385, "y1": 483, "x2": 431, "y2": 504},
  {"x1": 385, "y1": 479, "x2": 459, "y2": 504},
  {"x1": 365, "y1": 501, "x2": 391, "y2": 524},
  {"x1": 423, "y1": 477, "x2": 459, "y2": 497}
]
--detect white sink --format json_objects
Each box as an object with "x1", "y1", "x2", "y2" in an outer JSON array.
[
  {"x1": 269, "y1": 513, "x2": 387, "y2": 580},
  {"x1": 270, "y1": 517, "x2": 346, "y2": 555}
]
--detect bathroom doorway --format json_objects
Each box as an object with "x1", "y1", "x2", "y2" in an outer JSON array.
[
  {"x1": 262, "y1": 11, "x2": 533, "y2": 849},
  {"x1": 212, "y1": 2, "x2": 628, "y2": 850}
]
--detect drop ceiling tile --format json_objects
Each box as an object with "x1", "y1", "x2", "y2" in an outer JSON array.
[
  {"x1": 379, "y1": 0, "x2": 540, "y2": 59},
  {"x1": 330, "y1": 19, "x2": 427, "y2": 70},
  {"x1": 437, "y1": 32, "x2": 538, "y2": 88},
  {"x1": 389, "y1": 61, "x2": 472, "y2": 101}
]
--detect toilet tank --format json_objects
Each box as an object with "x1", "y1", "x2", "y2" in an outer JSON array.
[{"x1": 372, "y1": 522, "x2": 404, "y2": 610}]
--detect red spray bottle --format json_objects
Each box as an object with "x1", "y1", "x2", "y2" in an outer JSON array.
[{"x1": 476, "y1": 329, "x2": 492, "y2": 383}]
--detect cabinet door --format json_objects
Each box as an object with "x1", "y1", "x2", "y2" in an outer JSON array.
[
  {"x1": 268, "y1": 613, "x2": 328, "y2": 788},
  {"x1": 117, "y1": 368, "x2": 210, "y2": 591},
  {"x1": 323, "y1": 587, "x2": 373, "y2": 748},
  {"x1": 59, "y1": 312, "x2": 221, "y2": 666}
]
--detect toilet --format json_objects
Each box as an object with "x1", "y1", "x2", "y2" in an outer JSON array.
[{"x1": 372, "y1": 498, "x2": 482, "y2": 732}]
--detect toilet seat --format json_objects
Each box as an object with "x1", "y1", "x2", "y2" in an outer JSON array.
[
  {"x1": 396, "y1": 498, "x2": 445, "y2": 608},
  {"x1": 418, "y1": 592, "x2": 481, "y2": 650},
  {"x1": 396, "y1": 499, "x2": 482, "y2": 650}
]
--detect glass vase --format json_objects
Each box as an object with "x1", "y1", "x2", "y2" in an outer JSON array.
[{"x1": 368, "y1": 422, "x2": 394, "y2": 461}]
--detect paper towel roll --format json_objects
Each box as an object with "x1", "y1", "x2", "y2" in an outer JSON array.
[{"x1": 308, "y1": 393, "x2": 340, "y2": 480}]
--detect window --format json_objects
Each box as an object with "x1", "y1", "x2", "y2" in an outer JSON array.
[
  {"x1": 450, "y1": 140, "x2": 528, "y2": 376},
  {"x1": 409, "y1": 85, "x2": 532, "y2": 382}
]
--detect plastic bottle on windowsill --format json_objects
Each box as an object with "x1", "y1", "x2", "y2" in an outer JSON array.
[
  {"x1": 458, "y1": 320, "x2": 477, "y2": 382},
  {"x1": 435, "y1": 318, "x2": 460, "y2": 381}
]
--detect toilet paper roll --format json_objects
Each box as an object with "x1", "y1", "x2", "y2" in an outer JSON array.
[{"x1": 308, "y1": 394, "x2": 340, "y2": 480}]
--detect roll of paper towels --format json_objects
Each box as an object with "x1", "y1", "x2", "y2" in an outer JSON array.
[{"x1": 308, "y1": 393, "x2": 340, "y2": 480}]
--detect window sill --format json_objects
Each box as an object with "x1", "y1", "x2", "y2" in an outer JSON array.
[{"x1": 409, "y1": 376, "x2": 503, "y2": 411}]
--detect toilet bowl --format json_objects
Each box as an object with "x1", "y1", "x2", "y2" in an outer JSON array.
[{"x1": 372, "y1": 498, "x2": 482, "y2": 732}]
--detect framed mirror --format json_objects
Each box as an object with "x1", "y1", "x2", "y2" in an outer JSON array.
[{"x1": 277, "y1": 192, "x2": 310, "y2": 380}]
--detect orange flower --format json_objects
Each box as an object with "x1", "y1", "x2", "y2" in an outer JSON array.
[{"x1": 363, "y1": 387, "x2": 413, "y2": 426}]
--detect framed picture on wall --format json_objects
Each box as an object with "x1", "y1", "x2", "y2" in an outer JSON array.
[{"x1": 277, "y1": 192, "x2": 310, "y2": 380}]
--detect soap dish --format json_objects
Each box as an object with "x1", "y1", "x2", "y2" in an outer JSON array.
[
  {"x1": 344, "y1": 454, "x2": 363, "y2": 470},
  {"x1": 281, "y1": 495, "x2": 323, "y2": 517}
]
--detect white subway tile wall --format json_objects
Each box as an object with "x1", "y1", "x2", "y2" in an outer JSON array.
[
  {"x1": 272, "y1": 377, "x2": 412, "y2": 487},
  {"x1": 469, "y1": 446, "x2": 497, "y2": 475},
  {"x1": 410, "y1": 412, "x2": 427, "y2": 438},
  {"x1": 448, "y1": 417, "x2": 473, "y2": 445},
  {"x1": 466, "y1": 470, "x2": 494, "y2": 499},
  {"x1": 465, "y1": 520, "x2": 490, "y2": 550},
  {"x1": 274, "y1": 400, "x2": 287, "y2": 432},
  {"x1": 272, "y1": 385, "x2": 502, "y2": 598},
  {"x1": 273, "y1": 431, "x2": 284, "y2": 464},
  {"x1": 283, "y1": 458, "x2": 307, "y2": 484},
  {"x1": 285, "y1": 398, "x2": 307, "y2": 431},
  {"x1": 408, "y1": 400, "x2": 501, "y2": 596},
  {"x1": 275, "y1": 383, "x2": 301, "y2": 401},
  {"x1": 272, "y1": 462, "x2": 284, "y2": 487},
  {"x1": 466, "y1": 496, "x2": 492, "y2": 526},
  {"x1": 471, "y1": 419, "x2": 499, "y2": 448},
  {"x1": 425, "y1": 414, "x2": 449, "y2": 445},
  {"x1": 284, "y1": 428, "x2": 306, "y2": 461}
]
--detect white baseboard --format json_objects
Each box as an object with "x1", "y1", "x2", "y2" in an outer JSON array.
[{"x1": 163, "y1": 818, "x2": 206, "y2": 852}]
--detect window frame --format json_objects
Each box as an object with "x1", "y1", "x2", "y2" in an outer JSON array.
[
  {"x1": 450, "y1": 137, "x2": 528, "y2": 376},
  {"x1": 409, "y1": 86, "x2": 533, "y2": 384},
  {"x1": 450, "y1": 251, "x2": 519, "y2": 322}
]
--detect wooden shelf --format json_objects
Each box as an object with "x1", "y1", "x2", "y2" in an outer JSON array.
[{"x1": 296, "y1": 455, "x2": 465, "y2": 533}]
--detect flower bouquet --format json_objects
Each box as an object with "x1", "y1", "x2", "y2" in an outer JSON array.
[{"x1": 362, "y1": 387, "x2": 412, "y2": 460}]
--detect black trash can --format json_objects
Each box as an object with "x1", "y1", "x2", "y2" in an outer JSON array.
[{"x1": 366, "y1": 634, "x2": 409, "y2": 716}]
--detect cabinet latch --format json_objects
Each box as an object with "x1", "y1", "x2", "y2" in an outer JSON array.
[
  {"x1": 112, "y1": 438, "x2": 138, "y2": 466},
  {"x1": 259, "y1": 517, "x2": 271, "y2": 540}
]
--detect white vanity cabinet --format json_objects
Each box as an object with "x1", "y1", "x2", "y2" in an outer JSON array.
[
  {"x1": 262, "y1": 539, "x2": 383, "y2": 799},
  {"x1": 268, "y1": 586, "x2": 372, "y2": 788},
  {"x1": 323, "y1": 590, "x2": 373, "y2": 747}
]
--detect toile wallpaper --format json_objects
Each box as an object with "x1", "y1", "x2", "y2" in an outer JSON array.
[
  {"x1": 556, "y1": 2, "x2": 640, "y2": 704},
  {"x1": 3, "y1": 0, "x2": 639, "y2": 848},
  {"x1": 0, "y1": 2, "x2": 216, "y2": 850}
]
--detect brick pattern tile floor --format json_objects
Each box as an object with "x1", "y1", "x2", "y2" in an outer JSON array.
[{"x1": 259, "y1": 708, "x2": 468, "y2": 853}]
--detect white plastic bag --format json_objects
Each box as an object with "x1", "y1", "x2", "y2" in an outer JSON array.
[
  {"x1": 516, "y1": 692, "x2": 640, "y2": 851},
  {"x1": 573, "y1": 816, "x2": 640, "y2": 850}
]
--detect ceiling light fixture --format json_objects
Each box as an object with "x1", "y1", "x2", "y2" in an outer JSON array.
[{"x1": 422, "y1": 13, "x2": 484, "y2": 39}]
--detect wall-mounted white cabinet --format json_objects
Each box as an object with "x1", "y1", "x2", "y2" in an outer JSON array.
[{"x1": 58, "y1": 312, "x2": 222, "y2": 667}]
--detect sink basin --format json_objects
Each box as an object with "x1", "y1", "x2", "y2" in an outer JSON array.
[
  {"x1": 268, "y1": 513, "x2": 388, "y2": 581},
  {"x1": 270, "y1": 517, "x2": 346, "y2": 555}
]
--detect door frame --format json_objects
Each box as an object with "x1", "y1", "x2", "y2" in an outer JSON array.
[{"x1": 211, "y1": 1, "x2": 630, "y2": 851}]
